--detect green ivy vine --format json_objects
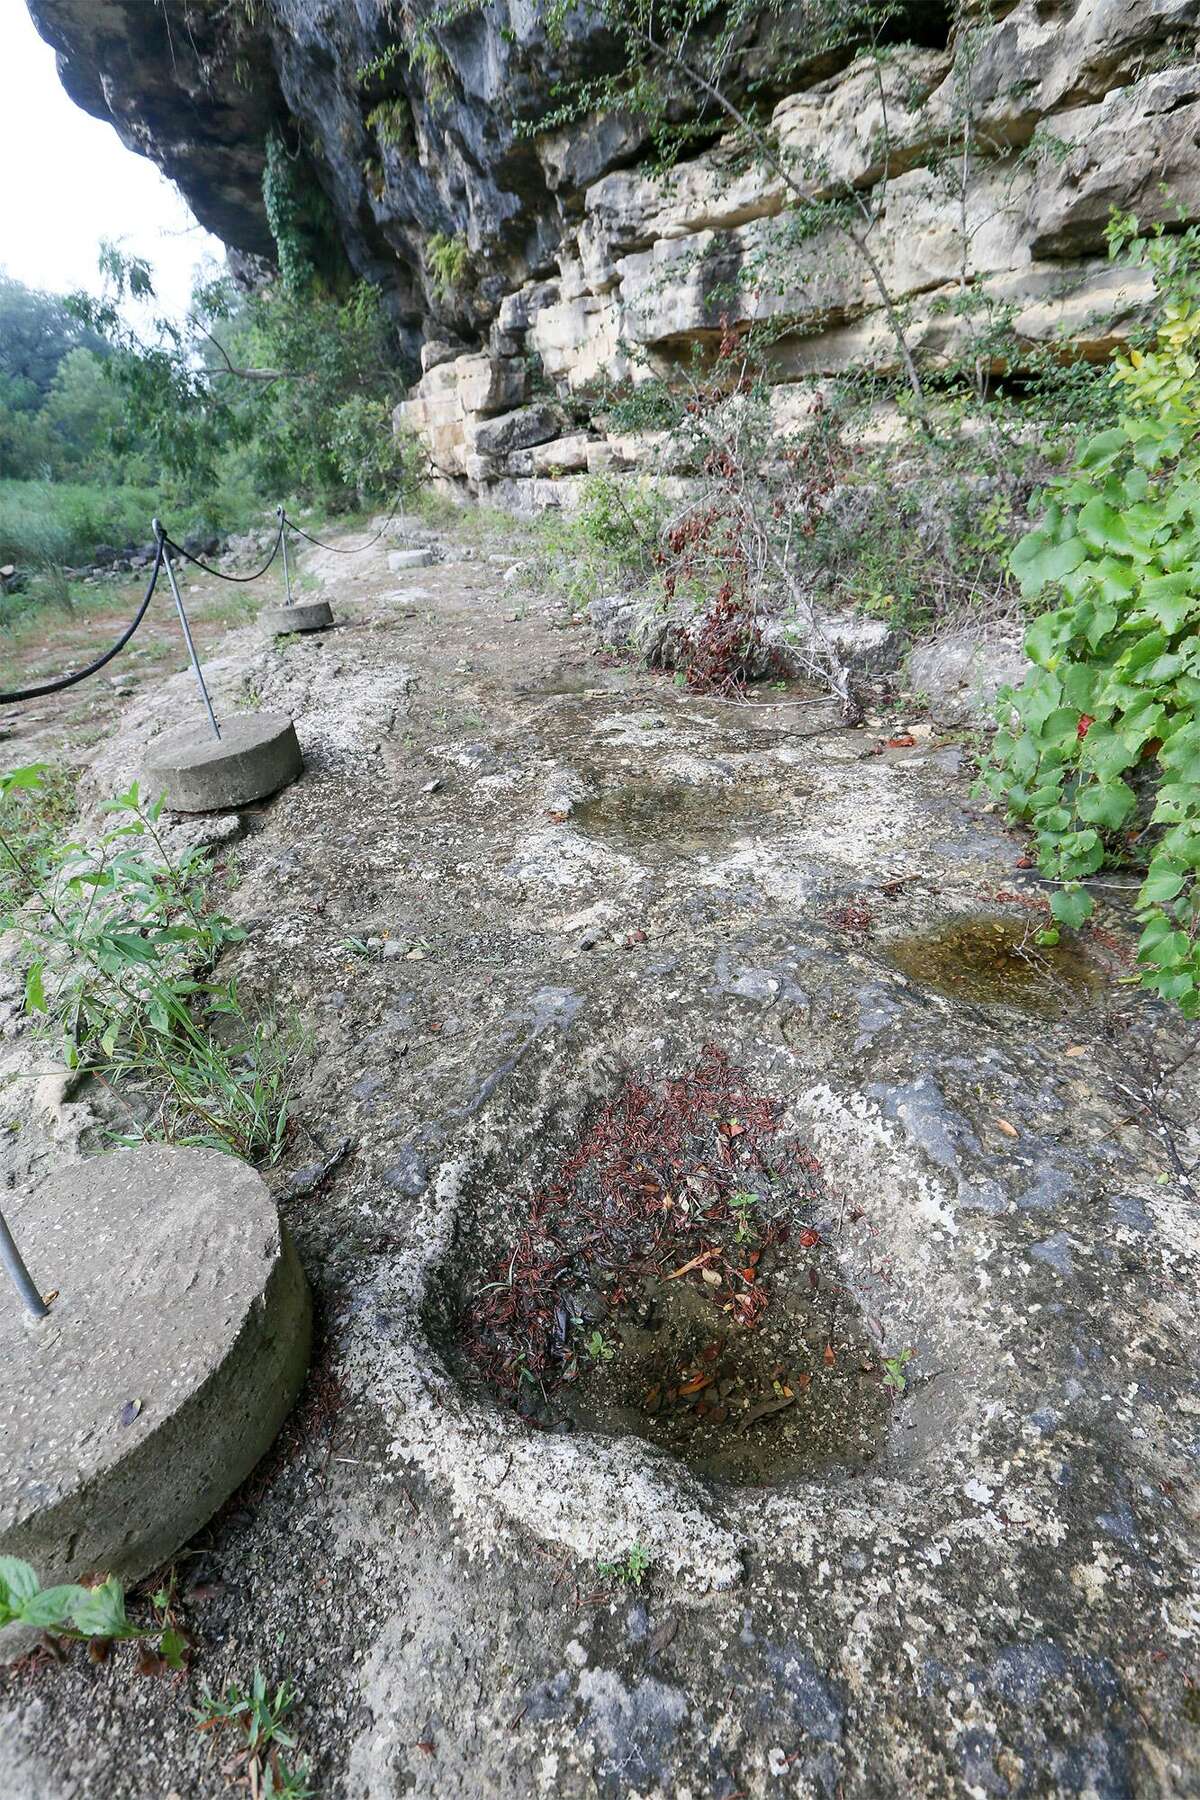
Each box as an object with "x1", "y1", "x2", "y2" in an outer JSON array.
[
  {"x1": 982, "y1": 217, "x2": 1200, "y2": 1014},
  {"x1": 262, "y1": 133, "x2": 346, "y2": 295}
]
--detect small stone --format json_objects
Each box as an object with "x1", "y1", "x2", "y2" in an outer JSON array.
[
  {"x1": 286, "y1": 1161, "x2": 325, "y2": 1196},
  {"x1": 382, "y1": 1147, "x2": 429, "y2": 1198}
]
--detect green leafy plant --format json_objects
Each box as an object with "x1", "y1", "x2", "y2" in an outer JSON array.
[
  {"x1": 194, "y1": 1669, "x2": 312, "y2": 1797},
  {"x1": 329, "y1": 395, "x2": 424, "y2": 501},
  {"x1": 262, "y1": 131, "x2": 346, "y2": 296},
  {"x1": 584, "y1": 1328, "x2": 615, "y2": 1364},
  {"x1": 882, "y1": 1348, "x2": 914, "y2": 1394},
  {"x1": 0, "y1": 767, "x2": 292, "y2": 1158},
  {"x1": 981, "y1": 217, "x2": 1200, "y2": 1013},
  {"x1": 728, "y1": 1188, "x2": 759, "y2": 1242},
  {"x1": 597, "y1": 1544, "x2": 651, "y2": 1588},
  {"x1": 64, "y1": 248, "x2": 414, "y2": 508},
  {"x1": 0, "y1": 762, "x2": 76, "y2": 912},
  {"x1": 426, "y1": 231, "x2": 470, "y2": 297},
  {"x1": 0, "y1": 1557, "x2": 185, "y2": 1668},
  {"x1": 366, "y1": 99, "x2": 412, "y2": 150},
  {"x1": 356, "y1": 43, "x2": 403, "y2": 85},
  {"x1": 526, "y1": 472, "x2": 667, "y2": 611}
]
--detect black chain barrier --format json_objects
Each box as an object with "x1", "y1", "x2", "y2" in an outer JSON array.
[
  {"x1": 0, "y1": 484, "x2": 414, "y2": 709},
  {"x1": 0, "y1": 539, "x2": 165, "y2": 705},
  {"x1": 281, "y1": 482, "x2": 412, "y2": 555},
  {"x1": 161, "y1": 513, "x2": 285, "y2": 583}
]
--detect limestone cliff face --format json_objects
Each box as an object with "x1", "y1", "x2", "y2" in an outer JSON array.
[
  {"x1": 28, "y1": 0, "x2": 647, "y2": 331},
  {"x1": 29, "y1": 0, "x2": 1200, "y2": 503}
]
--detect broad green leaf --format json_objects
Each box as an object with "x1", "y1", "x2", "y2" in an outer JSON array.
[
  {"x1": 1034, "y1": 707, "x2": 1080, "y2": 747},
  {"x1": 1077, "y1": 497, "x2": 1138, "y2": 557},
  {"x1": 1078, "y1": 725, "x2": 1138, "y2": 779},
  {"x1": 1138, "y1": 926, "x2": 1191, "y2": 965},
  {"x1": 105, "y1": 933, "x2": 158, "y2": 964},
  {"x1": 1096, "y1": 559, "x2": 1137, "y2": 604},
  {"x1": 1056, "y1": 828, "x2": 1105, "y2": 878},
  {"x1": 1160, "y1": 746, "x2": 1200, "y2": 783},
  {"x1": 1157, "y1": 827, "x2": 1200, "y2": 869},
  {"x1": 1144, "y1": 653, "x2": 1185, "y2": 681},
  {"x1": 1117, "y1": 700, "x2": 1166, "y2": 752},
  {"x1": 1140, "y1": 862, "x2": 1187, "y2": 904},
  {"x1": 1153, "y1": 969, "x2": 1197, "y2": 999},
  {"x1": 1016, "y1": 672, "x2": 1066, "y2": 732},
  {"x1": 70, "y1": 1577, "x2": 129, "y2": 1639},
  {"x1": 1012, "y1": 536, "x2": 1086, "y2": 601},
  {"x1": 1152, "y1": 783, "x2": 1199, "y2": 824},
  {"x1": 24, "y1": 963, "x2": 46, "y2": 1015},
  {"x1": 1137, "y1": 916, "x2": 1174, "y2": 953},
  {"x1": 1051, "y1": 887, "x2": 1095, "y2": 928},
  {"x1": 18, "y1": 1584, "x2": 89, "y2": 1629},
  {"x1": 1139, "y1": 571, "x2": 1196, "y2": 632},
  {"x1": 1085, "y1": 602, "x2": 1119, "y2": 648},
  {"x1": 1120, "y1": 629, "x2": 1169, "y2": 673},
  {"x1": 1077, "y1": 428, "x2": 1126, "y2": 470},
  {"x1": 0, "y1": 1558, "x2": 39, "y2": 1605},
  {"x1": 0, "y1": 766, "x2": 46, "y2": 795},
  {"x1": 1075, "y1": 778, "x2": 1136, "y2": 830}
]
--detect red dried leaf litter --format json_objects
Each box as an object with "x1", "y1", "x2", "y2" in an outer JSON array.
[{"x1": 460, "y1": 1046, "x2": 826, "y2": 1414}]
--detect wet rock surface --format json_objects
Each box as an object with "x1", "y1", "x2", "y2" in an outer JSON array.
[{"x1": 0, "y1": 515, "x2": 1198, "y2": 1797}]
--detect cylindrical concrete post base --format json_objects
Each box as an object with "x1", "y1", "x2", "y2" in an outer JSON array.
[
  {"x1": 261, "y1": 600, "x2": 334, "y2": 635},
  {"x1": 0, "y1": 1147, "x2": 311, "y2": 1660},
  {"x1": 142, "y1": 711, "x2": 303, "y2": 812}
]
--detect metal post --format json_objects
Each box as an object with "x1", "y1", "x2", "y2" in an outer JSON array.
[
  {"x1": 0, "y1": 1207, "x2": 48, "y2": 1320},
  {"x1": 277, "y1": 505, "x2": 294, "y2": 606},
  {"x1": 154, "y1": 521, "x2": 220, "y2": 740}
]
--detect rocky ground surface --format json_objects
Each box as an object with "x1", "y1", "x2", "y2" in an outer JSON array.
[{"x1": 1, "y1": 511, "x2": 1198, "y2": 1798}]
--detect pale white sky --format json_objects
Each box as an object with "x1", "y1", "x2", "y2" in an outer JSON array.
[{"x1": 0, "y1": 2, "x2": 225, "y2": 319}]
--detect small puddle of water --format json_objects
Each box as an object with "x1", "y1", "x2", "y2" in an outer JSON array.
[
  {"x1": 881, "y1": 915, "x2": 1107, "y2": 1016},
  {"x1": 558, "y1": 1261, "x2": 888, "y2": 1485},
  {"x1": 574, "y1": 777, "x2": 780, "y2": 854}
]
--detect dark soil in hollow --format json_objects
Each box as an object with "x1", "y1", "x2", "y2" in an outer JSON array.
[
  {"x1": 562, "y1": 1260, "x2": 890, "y2": 1485},
  {"x1": 458, "y1": 1046, "x2": 888, "y2": 1485},
  {"x1": 881, "y1": 914, "x2": 1109, "y2": 1017}
]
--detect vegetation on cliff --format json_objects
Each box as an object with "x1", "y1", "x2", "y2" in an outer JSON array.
[{"x1": 982, "y1": 216, "x2": 1200, "y2": 1013}]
